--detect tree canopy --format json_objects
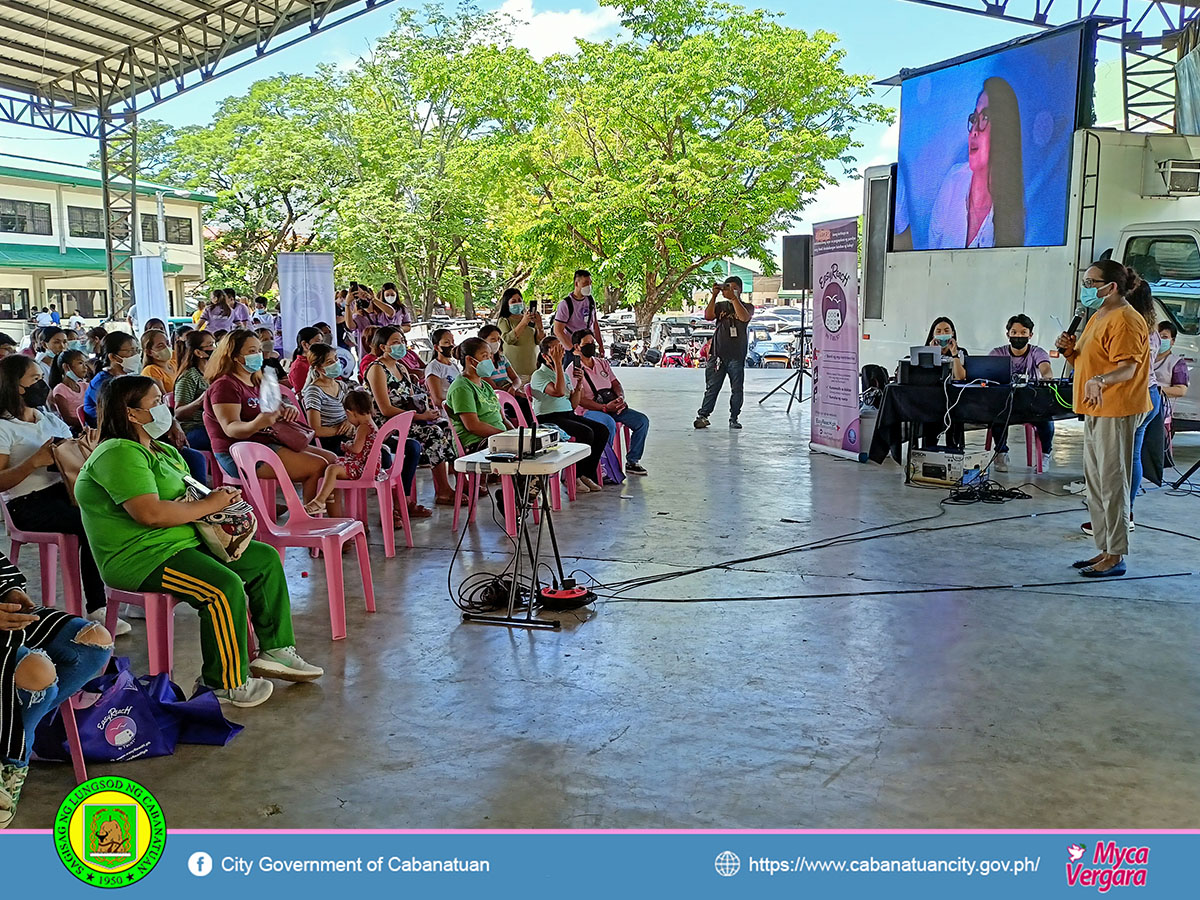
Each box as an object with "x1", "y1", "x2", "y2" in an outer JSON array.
[{"x1": 144, "y1": 0, "x2": 889, "y2": 319}]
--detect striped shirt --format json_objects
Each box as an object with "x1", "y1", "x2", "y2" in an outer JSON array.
[{"x1": 302, "y1": 379, "x2": 349, "y2": 427}]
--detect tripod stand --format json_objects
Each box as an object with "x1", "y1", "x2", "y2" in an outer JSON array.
[
  {"x1": 758, "y1": 325, "x2": 811, "y2": 413},
  {"x1": 1173, "y1": 457, "x2": 1200, "y2": 490}
]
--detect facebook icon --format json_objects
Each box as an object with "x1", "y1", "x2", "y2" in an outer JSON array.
[{"x1": 188, "y1": 852, "x2": 213, "y2": 877}]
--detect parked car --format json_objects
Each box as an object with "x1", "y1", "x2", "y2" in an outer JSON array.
[{"x1": 747, "y1": 337, "x2": 796, "y2": 368}]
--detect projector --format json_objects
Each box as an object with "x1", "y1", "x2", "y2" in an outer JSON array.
[
  {"x1": 487, "y1": 427, "x2": 560, "y2": 458},
  {"x1": 907, "y1": 448, "x2": 990, "y2": 487}
]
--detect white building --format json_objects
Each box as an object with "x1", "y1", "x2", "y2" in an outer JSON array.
[{"x1": 0, "y1": 153, "x2": 214, "y2": 326}]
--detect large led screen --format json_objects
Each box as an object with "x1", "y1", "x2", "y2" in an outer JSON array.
[{"x1": 893, "y1": 27, "x2": 1087, "y2": 251}]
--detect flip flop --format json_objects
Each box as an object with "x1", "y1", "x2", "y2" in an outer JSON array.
[{"x1": 1080, "y1": 562, "x2": 1127, "y2": 578}]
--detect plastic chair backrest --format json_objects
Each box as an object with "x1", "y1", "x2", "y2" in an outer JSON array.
[
  {"x1": 229, "y1": 442, "x2": 312, "y2": 531},
  {"x1": 522, "y1": 383, "x2": 540, "y2": 425},
  {"x1": 368, "y1": 411, "x2": 415, "y2": 483},
  {"x1": 280, "y1": 383, "x2": 302, "y2": 411},
  {"x1": 494, "y1": 390, "x2": 528, "y2": 427},
  {"x1": 442, "y1": 402, "x2": 468, "y2": 457}
]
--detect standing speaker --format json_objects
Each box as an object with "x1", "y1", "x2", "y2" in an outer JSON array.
[{"x1": 782, "y1": 234, "x2": 812, "y2": 291}]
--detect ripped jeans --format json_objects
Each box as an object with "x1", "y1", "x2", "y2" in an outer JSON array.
[{"x1": 5, "y1": 618, "x2": 112, "y2": 767}]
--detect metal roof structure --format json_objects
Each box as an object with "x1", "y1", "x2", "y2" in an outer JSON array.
[
  {"x1": 899, "y1": 0, "x2": 1200, "y2": 133},
  {"x1": 0, "y1": 0, "x2": 399, "y2": 314}
]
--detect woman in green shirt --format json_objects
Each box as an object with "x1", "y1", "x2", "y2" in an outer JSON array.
[
  {"x1": 496, "y1": 288, "x2": 544, "y2": 379},
  {"x1": 75, "y1": 375, "x2": 323, "y2": 708},
  {"x1": 446, "y1": 337, "x2": 512, "y2": 452}
]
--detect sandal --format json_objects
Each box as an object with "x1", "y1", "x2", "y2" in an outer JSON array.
[
  {"x1": 406, "y1": 504, "x2": 433, "y2": 519},
  {"x1": 434, "y1": 495, "x2": 456, "y2": 506}
]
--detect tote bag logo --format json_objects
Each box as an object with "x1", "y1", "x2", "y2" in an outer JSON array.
[{"x1": 55, "y1": 777, "x2": 166, "y2": 887}]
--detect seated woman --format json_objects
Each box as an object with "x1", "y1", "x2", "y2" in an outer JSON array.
[
  {"x1": 287, "y1": 326, "x2": 322, "y2": 393},
  {"x1": 76, "y1": 376, "x2": 322, "y2": 708},
  {"x1": 140, "y1": 329, "x2": 178, "y2": 393},
  {"x1": 174, "y1": 330, "x2": 215, "y2": 452},
  {"x1": 0, "y1": 355, "x2": 118, "y2": 633},
  {"x1": 34, "y1": 327, "x2": 69, "y2": 380},
  {"x1": 366, "y1": 327, "x2": 453, "y2": 508},
  {"x1": 49, "y1": 349, "x2": 89, "y2": 430},
  {"x1": 84, "y1": 326, "x2": 107, "y2": 360},
  {"x1": 424, "y1": 328, "x2": 461, "y2": 412},
  {"x1": 0, "y1": 334, "x2": 17, "y2": 360},
  {"x1": 202, "y1": 329, "x2": 339, "y2": 510},
  {"x1": 357, "y1": 325, "x2": 380, "y2": 381},
  {"x1": 529, "y1": 336, "x2": 607, "y2": 493},
  {"x1": 987, "y1": 313, "x2": 1054, "y2": 471},
  {"x1": 1155, "y1": 321, "x2": 1191, "y2": 420},
  {"x1": 571, "y1": 329, "x2": 650, "y2": 475},
  {"x1": 83, "y1": 331, "x2": 140, "y2": 428},
  {"x1": 256, "y1": 327, "x2": 287, "y2": 381},
  {"x1": 302, "y1": 343, "x2": 355, "y2": 453},
  {"x1": 0, "y1": 551, "x2": 112, "y2": 828},
  {"x1": 447, "y1": 337, "x2": 512, "y2": 452},
  {"x1": 477, "y1": 324, "x2": 532, "y2": 422},
  {"x1": 141, "y1": 317, "x2": 167, "y2": 336},
  {"x1": 921, "y1": 316, "x2": 968, "y2": 451}
]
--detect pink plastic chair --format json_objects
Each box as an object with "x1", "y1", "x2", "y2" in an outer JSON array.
[
  {"x1": 523, "y1": 384, "x2": 578, "y2": 501},
  {"x1": 230, "y1": 443, "x2": 374, "y2": 641},
  {"x1": 334, "y1": 411, "x2": 416, "y2": 557},
  {"x1": 106, "y1": 589, "x2": 181, "y2": 676},
  {"x1": 986, "y1": 424, "x2": 1044, "y2": 473},
  {"x1": 2, "y1": 503, "x2": 83, "y2": 616},
  {"x1": 62, "y1": 695, "x2": 88, "y2": 784},
  {"x1": 496, "y1": 390, "x2": 564, "y2": 512}
]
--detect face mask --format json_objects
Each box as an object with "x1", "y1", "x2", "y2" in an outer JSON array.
[
  {"x1": 1008, "y1": 336, "x2": 1030, "y2": 351},
  {"x1": 384, "y1": 293, "x2": 397, "y2": 302},
  {"x1": 141, "y1": 404, "x2": 174, "y2": 440},
  {"x1": 580, "y1": 285, "x2": 593, "y2": 298},
  {"x1": 324, "y1": 362, "x2": 343, "y2": 378},
  {"x1": 580, "y1": 343, "x2": 597, "y2": 359},
  {"x1": 65, "y1": 369, "x2": 80, "y2": 384},
  {"x1": 243, "y1": 352, "x2": 264, "y2": 373},
  {"x1": 438, "y1": 345, "x2": 453, "y2": 357},
  {"x1": 475, "y1": 358, "x2": 496, "y2": 378},
  {"x1": 22, "y1": 379, "x2": 49, "y2": 409},
  {"x1": 510, "y1": 302, "x2": 525, "y2": 315},
  {"x1": 934, "y1": 333, "x2": 953, "y2": 346},
  {"x1": 388, "y1": 344, "x2": 406, "y2": 360},
  {"x1": 486, "y1": 341, "x2": 501, "y2": 356},
  {"x1": 117, "y1": 353, "x2": 141, "y2": 373},
  {"x1": 1080, "y1": 285, "x2": 1104, "y2": 309},
  {"x1": 38, "y1": 349, "x2": 55, "y2": 363},
  {"x1": 68, "y1": 340, "x2": 87, "y2": 353},
  {"x1": 1160, "y1": 338, "x2": 1173, "y2": 353},
  {"x1": 153, "y1": 347, "x2": 172, "y2": 362}
]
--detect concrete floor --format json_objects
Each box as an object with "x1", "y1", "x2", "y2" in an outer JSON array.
[{"x1": 12, "y1": 369, "x2": 1200, "y2": 829}]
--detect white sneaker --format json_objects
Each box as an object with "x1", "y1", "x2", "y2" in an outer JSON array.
[
  {"x1": 581, "y1": 476, "x2": 602, "y2": 491},
  {"x1": 1041, "y1": 453, "x2": 1052, "y2": 471},
  {"x1": 87, "y1": 608, "x2": 130, "y2": 637},
  {"x1": 994, "y1": 452, "x2": 1009, "y2": 472},
  {"x1": 574, "y1": 478, "x2": 591, "y2": 494},
  {"x1": 203, "y1": 677, "x2": 274, "y2": 708},
  {"x1": 249, "y1": 646, "x2": 324, "y2": 683}
]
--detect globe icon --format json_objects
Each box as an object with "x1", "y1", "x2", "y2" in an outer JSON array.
[{"x1": 714, "y1": 850, "x2": 740, "y2": 877}]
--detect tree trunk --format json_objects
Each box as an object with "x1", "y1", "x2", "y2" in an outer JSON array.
[
  {"x1": 603, "y1": 284, "x2": 623, "y2": 315},
  {"x1": 255, "y1": 264, "x2": 278, "y2": 297},
  {"x1": 459, "y1": 252, "x2": 475, "y2": 319}
]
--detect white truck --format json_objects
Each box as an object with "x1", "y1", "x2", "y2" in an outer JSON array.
[{"x1": 860, "y1": 127, "x2": 1199, "y2": 427}]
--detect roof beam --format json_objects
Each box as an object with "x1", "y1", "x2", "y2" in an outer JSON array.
[
  {"x1": 0, "y1": 17, "x2": 113, "y2": 57},
  {"x1": 1, "y1": 36, "x2": 87, "y2": 70},
  {"x1": 0, "y1": 93, "x2": 101, "y2": 137},
  {"x1": 4, "y1": 1, "x2": 128, "y2": 48},
  {"x1": 49, "y1": 0, "x2": 176, "y2": 38}
]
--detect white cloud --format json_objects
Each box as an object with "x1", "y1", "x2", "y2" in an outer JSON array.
[{"x1": 497, "y1": 0, "x2": 622, "y2": 59}]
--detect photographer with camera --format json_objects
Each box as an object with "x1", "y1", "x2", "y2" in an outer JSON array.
[{"x1": 694, "y1": 276, "x2": 753, "y2": 430}]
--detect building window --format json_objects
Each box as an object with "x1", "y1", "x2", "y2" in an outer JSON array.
[
  {"x1": 47, "y1": 288, "x2": 106, "y2": 318},
  {"x1": 0, "y1": 287, "x2": 32, "y2": 321},
  {"x1": 67, "y1": 206, "x2": 106, "y2": 239},
  {"x1": 0, "y1": 199, "x2": 52, "y2": 235},
  {"x1": 141, "y1": 213, "x2": 194, "y2": 245}
]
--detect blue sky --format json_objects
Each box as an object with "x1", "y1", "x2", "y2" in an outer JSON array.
[{"x1": 0, "y1": 0, "x2": 1112, "y2": 246}]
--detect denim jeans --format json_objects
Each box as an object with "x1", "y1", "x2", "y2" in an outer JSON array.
[
  {"x1": 581, "y1": 408, "x2": 650, "y2": 464},
  {"x1": 698, "y1": 357, "x2": 745, "y2": 421},
  {"x1": 6, "y1": 617, "x2": 112, "y2": 766},
  {"x1": 1130, "y1": 385, "x2": 1161, "y2": 511}
]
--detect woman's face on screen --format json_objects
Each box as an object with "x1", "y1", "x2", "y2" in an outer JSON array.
[{"x1": 968, "y1": 91, "x2": 990, "y2": 175}]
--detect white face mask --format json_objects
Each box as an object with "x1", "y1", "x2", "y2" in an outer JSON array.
[
  {"x1": 580, "y1": 284, "x2": 593, "y2": 298},
  {"x1": 486, "y1": 340, "x2": 501, "y2": 356},
  {"x1": 141, "y1": 404, "x2": 174, "y2": 440},
  {"x1": 118, "y1": 353, "x2": 141, "y2": 373},
  {"x1": 384, "y1": 293, "x2": 397, "y2": 302}
]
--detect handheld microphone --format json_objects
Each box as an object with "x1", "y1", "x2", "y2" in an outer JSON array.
[{"x1": 1067, "y1": 311, "x2": 1083, "y2": 337}]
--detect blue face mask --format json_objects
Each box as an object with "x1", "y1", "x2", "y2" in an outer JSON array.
[
  {"x1": 510, "y1": 303, "x2": 525, "y2": 315},
  {"x1": 934, "y1": 333, "x2": 953, "y2": 346},
  {"x1": 68, "y1": 340, "x2": 87, "y2": 353},
  {"x1": 388, "y1": 344, "x2": 406, "y2": 360},
  {"x1": 243, "y1": 352, "x2": 264, "y2": 373},
  {"x1": 475, "y1": 358, "x2": 496, "y2": 378},
  {"x1": 1160, "y1": 337, "x2": 1172, "y2": 353},
  {"x1": 1080, "y1": 285, "x2": 1104, "y2": 309}
]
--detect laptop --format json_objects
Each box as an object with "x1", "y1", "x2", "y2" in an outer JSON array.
[{"x1": 964, "y1": 355, "x2": 1012, "y2": 384}]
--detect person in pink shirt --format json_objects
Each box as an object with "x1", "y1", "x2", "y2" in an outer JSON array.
[
  {"x1": 49, "y1": 349, "x2": 90, "y2": 430},
  {"x1": 571, "y1": 329, "x2": 650, "y2": 475}
]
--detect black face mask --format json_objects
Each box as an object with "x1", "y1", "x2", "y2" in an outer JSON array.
[
  {"x1": 23, "y1": 379, "x2": 50, "y2": 409},
  {"x1": 438, "y1": 345, "x2": 453, "y2": 357},
  {"x1": 1009, "y1": 336, "x2": 1030, "y2": 351},
  {"x1": 580, "y1": 344, "x2": 597, "y2": 358}
]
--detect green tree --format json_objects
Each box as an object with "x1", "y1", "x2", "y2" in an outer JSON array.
[{"x1": 473, "y1": 0, "x2": 889, "y2": 325}]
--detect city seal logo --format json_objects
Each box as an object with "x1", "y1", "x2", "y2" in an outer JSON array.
[{"x1": 55, "y1": 776, "x2": 165, "y2": 888}]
